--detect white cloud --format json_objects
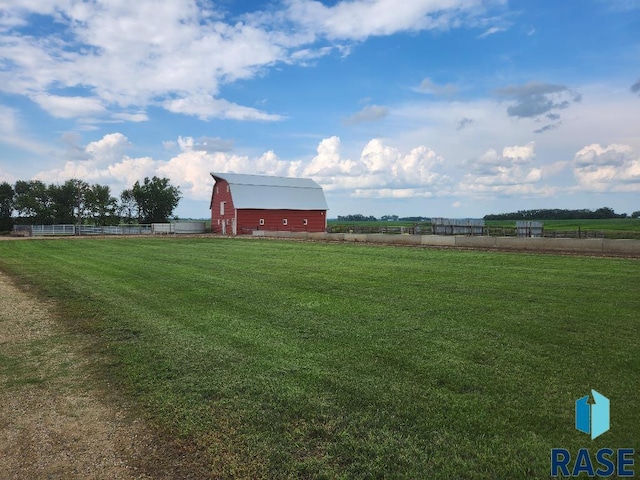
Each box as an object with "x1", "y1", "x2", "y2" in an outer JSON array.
[
  {"x1": 163, "y1": 95, "x2": 282, "y2": 121},
  {"x1": 285, "y1": 0, "x2": 487, "y2": 40},
  {"x1": 572, "y1": 143, "x2": 640, "y2": 192},
  {"x1": 459, "y1": 142, "x2": 550, "y2": 196},
  {"x1": 31, "y1": 94, "x2": 106, "y2": 118},
  {"x1": 31, "y1": 132, "x2": 454, "y2": 202},
  {"x1": 304, "y1": 137, "x2": 450, "y2": 195},
  {"x1": 0, "y1": 1, "x2": 286, "y2": 121},
  {"x1": 112, "y1": 112, "x2": 149, "y2": 122},
  {"x1": 85, "y1": 133, "x2": 131, "y2": 166},
  {"x1": 107, "y1": 157, "x2": 158, "y2": 187},
  {"x1": 32, "y1": 129, "x2": 639, "y2": 212},
  {"x1": 477, "y1": 26, "x2": 505, "y2": 38},
  {"x1": 0, "y1": 0, "x2": 498, "y2": 124},
  {"x1": 303, "y1": 136, "x2": 362, "y2": 176},
  {"x1": 502, "y1": 142, "x2": 535, "y2": 160}
]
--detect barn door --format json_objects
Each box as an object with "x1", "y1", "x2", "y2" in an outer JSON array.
[
  {"x1": 221, "y1": 220, "x2": 226, "y2": 235},
  {"x1": 232, "y1": 218, "x2": 237, "y2": 235}
]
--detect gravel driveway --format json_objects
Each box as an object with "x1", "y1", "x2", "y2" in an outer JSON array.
[{"x1": 0, "y1": 271, "x2": 210, "y2": 480}]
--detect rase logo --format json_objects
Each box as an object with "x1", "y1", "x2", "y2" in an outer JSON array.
[
  {"x1": 550, "y1": 390, "x2": 636, "y2": 478},
  {"x1": 575, "y1": 389, "x2": 610, "y2": 440}
]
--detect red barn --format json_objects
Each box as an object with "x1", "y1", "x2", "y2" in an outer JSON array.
[{"x1": 210, "y1": 173, "x2": 328, "y2": 235}]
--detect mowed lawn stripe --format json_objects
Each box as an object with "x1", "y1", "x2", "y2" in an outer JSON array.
[{"x1": 0, "y1": 238, "x2": 638, "y2": 478}]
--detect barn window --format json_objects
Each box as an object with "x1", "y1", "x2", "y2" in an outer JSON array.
[
  {"x1": 226, "y1": 185, "x2": 230, "y2": 192},
  {"x1": 303, "y1": 218, "x2": 308, "y2": 226},
  {"x1": 215, "y1": 186, "x2": 218, "y2": 194},
  {"x1": 259, "y1": 218, "x2": 265, "y2": 226},
  {"x1": 283, "y1": 218, "x2": 288, "y2": 226},
  {"x1": 220, "y1": 202, "x2": 225, "y2": 215}
]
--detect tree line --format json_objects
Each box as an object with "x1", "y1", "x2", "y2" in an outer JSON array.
[
  {"x1": 0, "y1": 177, "x2": 181, "y2": 232},
  {"x1": 483, "y1": 207, "x2": 637, "y2": 221}
]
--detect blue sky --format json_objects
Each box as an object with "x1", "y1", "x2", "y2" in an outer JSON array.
[{"x1": 0, "y1": 0, "x2": 639, "y2": 219}]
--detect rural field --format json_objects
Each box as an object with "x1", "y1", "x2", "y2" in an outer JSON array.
[
  {"x1": 327, "y1": 218, "x2": 640, "y2": 239},
  {"x1": 0, "y1": 237, "x2": 638, "y2": 478}
]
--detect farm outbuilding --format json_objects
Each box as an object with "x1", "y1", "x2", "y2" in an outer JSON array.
[{"x1": 210, "y1": 173, "x2": 328, "y2": 235}]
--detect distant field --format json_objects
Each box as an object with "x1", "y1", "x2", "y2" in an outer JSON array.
[
  {"x1": 485, "y1": 218, "x2": 640, "y2": 231},
  {"x1": 328, "y1": 218, "x2": 640, "y2": 238},
  {"x1": 0, "y1": 238, "x2": 638, "y2": 478}
]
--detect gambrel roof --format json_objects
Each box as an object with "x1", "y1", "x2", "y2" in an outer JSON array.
[{"x1": 211, "y1": 173, "x2": 328, "y2": 210}]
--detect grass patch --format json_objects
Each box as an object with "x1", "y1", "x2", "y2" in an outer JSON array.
[
  {"x1": 0, "y1": 238, "x2": 638, "y2": 478},
  {"x1": 487, "y1": 218, "x2": 640, "y2": 238}
]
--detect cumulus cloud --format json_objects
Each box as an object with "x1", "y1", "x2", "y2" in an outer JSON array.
[
  {"x1": 572, "y1": 143, "x2": 640, "y2": 192},
  {"x1": 33, "y1": 131, "x2": 454, "y2": 201},
  {"x1": 343, "y1": 105, "x2": 389, "y2": 125},
  {"x1": 35, "y1": 133, "x2": 136, "y2": 185},
  {"x1": 303, "y1": 137, "x2": 450, "y2": 195},
  {"x1": 459, "y1": 142, "x2": 552, "y2": 196},
  {"x1": 0, "y1": 0, "x2": 492, "y2": 124},
  {"x1": 39, "y1": 130, "x2": 609, "y2": 206},
  {"x1": 303, "y1": 137, "x2": 362, "y2": 177}
]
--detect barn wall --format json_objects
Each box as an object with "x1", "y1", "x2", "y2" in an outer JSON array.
[
  {"x1": 210, "y1": 179, "x2": 237, "y2": 234},
  {"x1": 237, "y1": 209, "x2": 326, "y2": 234}
]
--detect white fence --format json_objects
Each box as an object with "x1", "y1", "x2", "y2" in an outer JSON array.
[
  {"x1": 23, "y1": 224, "x2": 153, "y2": 236},
  {"x1": 20, "y1": 222, "x2": 206, "y2": 236}
]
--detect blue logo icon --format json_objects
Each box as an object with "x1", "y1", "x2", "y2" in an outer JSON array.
[{"x1": 575, "y1": 390, "x2": 610, "y2": 440}]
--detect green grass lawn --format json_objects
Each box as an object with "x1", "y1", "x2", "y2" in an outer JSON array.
[{"x1": 0, "y1": 238, "x2": 638, "y2": 478}]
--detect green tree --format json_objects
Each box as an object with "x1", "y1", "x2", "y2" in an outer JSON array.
[
  {"x1": 86, "y1": 183, "x2": 118, "y2": 225},
  {"x1": 14, "y1": 180, "x2": 51, "y2": 224},
  {"x1": 0, "y1": 181, "x2": 15, "y2": 232},
  {"x1": 48, "y1": 181, "x2": 78, "y2": 224},
  {"x1": 119, "y1": 189, "x2": 138, "y2": 224},
  {"x1": 131, "y1": 176, "x2": 181, "y2": 223}
]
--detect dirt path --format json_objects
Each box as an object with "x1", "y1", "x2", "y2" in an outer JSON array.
[{"x1": 0, "y1": 272, "x2": 210, "y2": 479}]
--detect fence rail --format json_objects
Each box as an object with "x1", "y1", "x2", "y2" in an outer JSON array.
[
  {"x1": 15, "y1": 224, "x2": 153, "y2": 236},
  {"x1": 327, "y1": 224, "x2": 640, "y2": 240}
]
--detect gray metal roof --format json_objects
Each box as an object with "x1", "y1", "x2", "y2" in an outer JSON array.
[{"x1": 211, "y1": 172, "x2": 328, "y2": 210}]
